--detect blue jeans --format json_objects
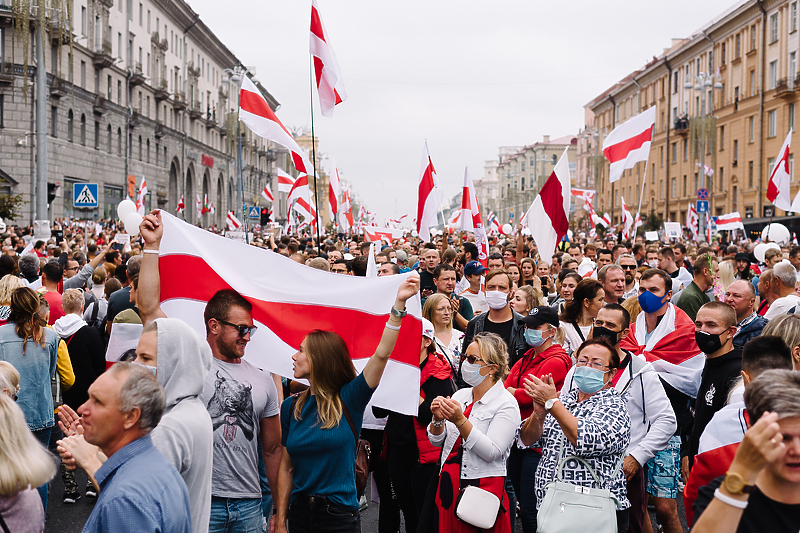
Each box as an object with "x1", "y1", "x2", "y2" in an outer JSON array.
[
  {"x1": 258, "y1": 439, "x2": 273, "y2": 521},
  {"x1": 508, "y1": 446, "x2": 541, "y2": 533},
  {"x1": 32, "y1": 427, "x2": 52, "y2": 513},
  {"x1": 210, "y1": 496, "x2": 264, "y2": 533}
]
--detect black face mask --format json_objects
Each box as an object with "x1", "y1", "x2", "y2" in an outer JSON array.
[
  {"x1": 695, "y1": 330, "x2": 725, "y2": 354},
  {"x1": 592, "y1": 325, "x2": 620, "y2": 346}
]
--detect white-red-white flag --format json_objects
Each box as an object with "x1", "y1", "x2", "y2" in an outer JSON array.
[
  {"x1": 176, "y1": 195, "x2": 185, "y2": 214},
  {"x1": 156, "y1": 211, "x2": 422, "y2": 415},
  {"x1": 447, "y1": 210, "x2": 461, "y2": 226},
  {"x1": 310, "y1": 0, "x2": 347, "y2": 118},
  {"x1": 195, "y1": 195, "x2": 203, "y2": 220},
  {"x1": 365, "y1": 226, "x2": 404, "y2": 243},
  {"x1": 136, "y1": 176, "x2": 148, "y2": 216},
  {"x1": 603, "y1": 106, "x2": 656, "y2": 183},
  {"x1": 262, "y1": 186, "x2": 274, "y2": 203},
  {"x1": 571, "y1": 188, "x2": 595, "y2": 205},
  {"x1": 486, "y1": 212, "x2": 501, "y2": 234},
  {"x1": 524, "y1": 147, "x2": 570, "y2": 260},
  {"x1": 715, "y1": 211, "x2": 744, "y2": 231},
  {"x1": 239, "y1": 76, "x2": 311, "y2": 174},
  {"x1": 416, "y1": 141, "x2": 443, "y2": 242},
  {"x1": 277, "y1": 169, "x2": 295, "y2": 194},
  {"x1": 339, "y1": 189, "x2": 353, "y2": 230},
  {"x1": 459, "y1": 167, "x2": 488, "y2": 266},
  {"x1": 767, "y1": 129, "x2": 793, "y2": 211},
  {"x1": 328, "y1": 157, "x2": 342, "y2": 217},
  {"x1": 226, "y1": 211, "x2": 241, "y2": 230},
  {"x1": 288, "y1": 175, "x2": 312, "y2": 208},
  {"x1": 621, "y1": 196, "x2": 634, "y2": 239},
  {"x1": 695, "y1": 162, "x2": 714, "y2": 177},
  {"x1": 687, "y1": 204, "x2": 699, "y2": 240}
]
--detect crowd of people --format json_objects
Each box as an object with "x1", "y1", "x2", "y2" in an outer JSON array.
[{"x1": 0, "y1": 213, "x2": 799, "y2": 533}]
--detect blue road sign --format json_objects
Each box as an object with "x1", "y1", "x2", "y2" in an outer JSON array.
[
  {"x1": 697, "y1": 188, "x2": 709, "y2": 199},
  {"x1": 74, "y1": 183, "x2": 98, "y2": 208},
  {"x1": 248, "y1": 206, "x2": 261, "y2": 219},
  {"x1": 696, "y1": 200, "x2": 709, "y2": 213}
]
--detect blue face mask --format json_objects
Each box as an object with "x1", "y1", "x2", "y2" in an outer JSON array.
[
  {"x1": 638, "y1": 290, "x2": 668, "y2": 314},
  {"x1": 573, "y1": 366, "x2": 607, "y2": 394},
  {"x1": 524, "y1": 328, "x2": 547, "y2": 347}
]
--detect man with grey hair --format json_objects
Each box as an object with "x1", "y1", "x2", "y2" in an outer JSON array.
[
  {"x1": 18, "y1": 253, "x2": 41, "y2": 287},
  {"x1": 690, "y1": 369, "x2": 800, "y2": 533},
  {"x1": 599, "y1": 264, "x2": 626, "y2": 304},
  {"x1": 617, "y1": 253, "x2": 639, "y2": 299},
  {"x1": 725, "y1": 280, "x2": 768, "y2": 348},
  {"x1": 396, "y1": 249, "x2": 410, "y2": 273},
  {"x1": 58, "y1": 363, "x2": 192, "y2": 532},
  {"x1": 763, "y1": 260, "x2": 800, "y2": 320},
  {"x1": 62, "y1": 242, "x2": 113, "y2": 291}
]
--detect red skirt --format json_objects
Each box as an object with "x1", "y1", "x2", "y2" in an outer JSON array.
[{"x1": 434, "y1": 407, "x2": 511, "y2": 533}]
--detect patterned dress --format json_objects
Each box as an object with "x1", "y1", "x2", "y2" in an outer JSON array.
[{"x1": 518, "y1": 387, "x2": 632, "y2": 510}]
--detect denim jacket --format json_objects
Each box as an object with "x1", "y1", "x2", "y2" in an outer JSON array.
[{"x1": 0, "y1": 323, "x2": 59, "y2": 430}]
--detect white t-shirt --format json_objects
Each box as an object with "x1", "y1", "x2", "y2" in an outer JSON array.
[
  {"x1": 764, "y1": 294, "x2": 800, "y2": 320},
  {"x1": 459, "y1": 287, "x2": 489, "y2": 314}
]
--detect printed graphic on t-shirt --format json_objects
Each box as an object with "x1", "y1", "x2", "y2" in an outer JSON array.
[{"x1": 207, "y1": 370, "x2": 256, "y2": 443}]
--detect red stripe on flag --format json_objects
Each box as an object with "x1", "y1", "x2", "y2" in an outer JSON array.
[
  {"x1": 539, "y1": 172, "x2": 569, "y2": 238},
  {"x1": 310, "y1": 6, "x2": 326, "y2": 43},
  {"x1": 158, "y1": 255, "x2": 420, "y2": 367},
  {"x1": 603, "y1": 125, "x2": 654, "y2": 163},
  {"x1": 417, "y1": 159, "x2": 436, "y2": 232},
  {"x1": 240, "y1": 90, "x2": 293, "y2": 139},
  {"x1": 313, "y1": 56, "x2": 325, "y2": 90}
]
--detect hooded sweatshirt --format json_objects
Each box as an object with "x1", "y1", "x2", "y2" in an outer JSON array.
[
  {"x1": 150, "y1": 318, "x2": 213, "y2": 533},
  {"x1": 54, "y1": 314, "x2": 105, "y2": 410}
]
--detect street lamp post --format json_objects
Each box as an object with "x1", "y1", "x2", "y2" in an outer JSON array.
[{"x1": 685, "y1": 71, "x2": 723, "y2": 240}]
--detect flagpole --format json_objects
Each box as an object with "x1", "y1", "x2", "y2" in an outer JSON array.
[
  {"x1": 236, "y1": 72, "x2": 249, "y2": 245},
  {"x1": 633, "y1": 161, "x2": 648, "y2": 239},
  {"x1": 309, "y1": 58, "x2": 322, "y2": 250}
]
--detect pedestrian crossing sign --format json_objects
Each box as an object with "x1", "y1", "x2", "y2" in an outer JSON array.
[
  {"x1": 248, "y1": 206, "x2": 261, "y2": 219},
  {"x1": 73, "y1": 183, "x2": 98, "y2": 208}
]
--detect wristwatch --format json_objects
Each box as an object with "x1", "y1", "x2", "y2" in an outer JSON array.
[
  {"x1": 544, "y1": 398, "x2": 561, "y2": 411},
  {"x1": 722, "y1": 472, "x2": 755, "y2": 495},
  {"x1": 390, "y1": 307, "x2": 407, "y2": 318}
]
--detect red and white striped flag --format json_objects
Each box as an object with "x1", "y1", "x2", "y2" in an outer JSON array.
[
  {"x1": 523, "y1": 147, "x2": 570, "y2": 260},
  {"x1": 687, "y1": 204, "x2": 699, "y2": 239},
  {"x1": 695, "y1": 162, "x2": 714, "y2": 177},
  {"x1": 603, "y1": 106, "x2": 656, "y2": 183},
  {"x1": 136, "y1": 177, "x2": 148, "y2": 216},
  {"x1": 239, "y1": 76, "x2": 311, "y2": 174},
  {"x1": 459, "y1": 167, "x2": 489, "y2": 266},
  {"x1": 195, "y1": 195, "x2": 203, "y2": 220},
  {"x1": 339, "y1": 189, "x2": 353, "y2": 230},
  {"x1": 416, "y1": 141, "x2": 443, "y2": 243},
  {"x1": 571, "y1": 188, "x2": 595, "y2": 205},
  {"x1": 288, "y1": 175, "x2": 311, "y2": 209},
  {"x1": 310, "y1": 0, "x2": 347, "y2": 117},
  {"x1": 715, "y1": 211, "x2": 744, "y2": 231},
  {"x1": 277, "y1": 169, "x2": 295, "y2": 193},
  {"x1": 621, "y1": 196, "x2": 634, "y2": 239},
  {"x1": 328, "y1": 157, "x2": 342, "y2": 217},
  {"x1": 157, "y1": 211, "x2": 423, "y2": 415},
  {"x1": 365, "y1": 226, "x2": 404, "y2": 243},
  {"x1": 226, "y1": 211, "x2": 241, "y2": 230},
  {"x1": 447, "y1": 210, "x2": 461, "y2": 226},
  {"x1": 262, "y1": 186, "x2": 274, "y2": 203},
  {"x1": 176, "y1": 195, "x2": 185, "y2": 214},
  {"x1": 767, "y1": 129, "x2": 793, "y2": 211},
  {"x1": 486, "y1": 212, "x2": 501, "y2": 234}
]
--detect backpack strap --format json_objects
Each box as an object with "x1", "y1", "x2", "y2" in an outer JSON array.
[{"x1": 341, "y1": 402, "x2": 359, "y2": 445}]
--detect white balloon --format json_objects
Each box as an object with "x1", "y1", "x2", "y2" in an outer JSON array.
[
  {"x1": 762, "y1": 223, "x2": 791, "y2": 246},
  {"x1": 123, "y1": 212, "x2": 143, "y2": 237},
  {"x1": 501, "y1": 223, "x2": 512, "y2": 235},
  {"x1": 117, "y1": 199, "x2": 136, "y2": 220},
  {"x1": 411, "y1": 230, "x2": 418, "y2": 237},
  {"x1": 754, "y1": 243, "x2": 769, "y2": 263}
]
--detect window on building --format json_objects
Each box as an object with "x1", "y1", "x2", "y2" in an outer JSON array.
[
  {"x1": 749, "y1": 116, "x2": 755, "y2": 142},
  {"x1": 672, "y1": 177, "x2": 677, "y2": 198},
  {"x1": 80, "y1": 114, "x2": 86, "y2": 145},
  {"x1": 138, "y1": 2, "x2": 142, "y2": 25},
  {"x1": 751, "y1": 23, "x2": 757, "y2": 50},
  {"x1": 750, "y1": 70, "x2": 756, "y2": 95},
  {"x1": 660, "y1": 146, "x2": 664, "y2": 167},
  {"x1": 683, "y1": 139, "x2": 688, "y2": 161},
  {"x1": 80, "y1": 61, "x2": 86, "y2": 89},
  {"x1": 768, "y1": 109, "x2": 777, "y2": 137},
  {"x1": 749, "y1": 161, "x2": 754, "y2": 187},
  {"x1": 791, "y1": 103, "x2": 796, "y2": 131},
  {"x1": 67, "y1": 109, "x2": 73, "y2": 141},
  {"x1": 720, "y1": 125, "x2": 725, "y2": 150},
  {"x1": 107, "y1": 124, "x2": 112, "y2": 153},
  {"x1": 117, "y1": 80, "x2": 122, "y2": 104},
  {"x1": 769, "y1": 60, "x2": 778, "y2": 90},
  {"x1": 771, "y1": 13, "x2": 779, "y2": 42},
  {"x1": 683, "y1": 175, "x2": 687, "y2": 196},
  {"x1": 673, "y1": 71, "x2": 679, "y2": 93},
  {"x1": 94, "y1": 121, "x2": 100, "y2": 149},
  {"x1": 138, "y1": 135, "x2": 142, "y2": 161},
  {"x1": 733, "y1": 140, "x2": 738, "y2": 164},
  {"x1": 107, "y1": 74, "x2": 111, "y2": 100},
  {"x1": 719, "y1": 167, "x2": 724, "y2": 190},
  {"x1": 521, "y1": 161, "x2": 525, "y2": 172},
  {"x1": 768, "y1": 156, "x2": 776, "y2": 177},
  {"x1": 721, "y1": 42, "x2": 726, "y2": 65},
  {"x1": 660, "y1": 180, "x2": 664, "y2": 199},
  {"x1": 736, "y1": 33, "x2": 741, "y2": 58},
  {"x1": 0, "y1": 95, "x2": 4, "y2": 128},
  {"x1": 672, "y1": 142, "x2": 677, "y2": 164},
  {"x1": 146, "y1": 138, "x2": 150, "y2": 163},
  {"x1": 694, "y1": 173, "x2": 699, "y2": 192},
  {"x1": 793, "y1": 2, "x2": 798, "y2": 33},
  {"x1": 735, "y1": 86, "x2": 740, "y2": 102}
]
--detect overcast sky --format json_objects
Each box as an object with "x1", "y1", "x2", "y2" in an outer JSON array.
[{"x1": 189, "y1": 0, "x2": 739, "y2": 219}]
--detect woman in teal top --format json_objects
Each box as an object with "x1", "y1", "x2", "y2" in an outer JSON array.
[{"x1": 275, "y1": 273, "x2": 420, "y2": 533}]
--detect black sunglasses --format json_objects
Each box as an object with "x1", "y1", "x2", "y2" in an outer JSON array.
[
  {"x1": 217, "y1": 319, "x2": 258, "y2": 338},
  {"x1": 620, "y1": 265, "x2": 637, "y2": 270}
]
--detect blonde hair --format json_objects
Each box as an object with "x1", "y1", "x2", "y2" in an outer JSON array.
[
  {"x1": 622, "y1": 295, "x2": 642, "y2": 323},
  {"x1": 293, "y1": 330, "x2": 357, "y2": 429},
  {"x1": 718, "y1": 261, "x2": 735, "y2": 292},
  {"x1": 763, "y1": 314, "x2": 800, "y2": 363},
  {"x1": 62, "y1": 288, "x2": 84, "y2": 315},
  {"x1": 0, "y1": 275, "x2": 24, "y2": 306},
  {"x1": 422, "y1": 293, "x2": 453, "y2": 330},
  {"x1": 0, "y1": 361, "x2": 20, "y2": 397},
  {"x1": 471, "y1": 332, "x2": 510, "y2": 382},
  {"x1": 0, "y1": 394, "x2": 56, "y2": 496}
]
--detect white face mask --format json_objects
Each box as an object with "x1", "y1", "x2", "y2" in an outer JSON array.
[
  {"x1": 648, "y1": 260, "x2": 658, "y2": 268},
  {"x1": 485, "y1": 290, "x2": 509, "y2": 310}
]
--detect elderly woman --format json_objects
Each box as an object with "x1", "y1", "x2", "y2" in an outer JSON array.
[
  {"x1": 429, "y1": 332, "x2": 521, "y2": 533},
  {"x1": 0, "y1": 274, "x2": 24, "y2": 324},
  {"x1": 423, "y1": 293, "x2": 465, "y2": 371},
  {"x1": 518, "y1": 338, "x2": 632, "y2": 532}
]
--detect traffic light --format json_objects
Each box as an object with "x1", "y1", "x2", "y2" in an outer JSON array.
[
  {"x1": 260, "y1": 208, "x2": 270, "y2": 226},
  {"x1": 47, "y1": 183, "x2": 57, "y2": 206}
]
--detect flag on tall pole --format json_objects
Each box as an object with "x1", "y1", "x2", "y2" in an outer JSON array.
[
  {"x1": 339, "y1": 189, "x2": 353, "y2": 230},
  {"x1": 195, "y1": 195, "x2": 202, "y2": 220},
  {"x1": 620, "y1": 196, "x2": 634, "y2": 239},
  {"x1": 767, "y1": 129, "x2": 793, "y2": 211},
  {"x1": 459, "y1": 167, "x2": 489, "y2": 266},
  {"x1": 310, "y1": 0, "x2": 347, "y2": 117},
  {"x1": 176, "y1": 195, "x2": 185, "y2": 214},
  {"x1": 239, "y1": 76, "x2": 311, "y2": 174},
  {"x1": 136, "y1": 176, "x2": 148, "y2": 215},
  {"x1": 226, "y1": 211, "x2": 242, "y2": 230},
  {"x1": 603, "y1": 106, "x2": 656, "y2": 183},
  {"x1": 687, "y1": 204, "x2": 699, "y2": 240},
  {"x1": 523, "y1": 147, "x2": 571, "y2": 260},
  {"x1": 261, "y1": 186, "x2": 274, "y2": 203},
  {"x1": 277, "y1": 169, "x2": 295, "y2": 193},
  {"x1": 328, "y1": 157, "x2": 342, "y2": 218},
  {"x1": 416, "y1": 141, "x2": 443, "y2": 243}
]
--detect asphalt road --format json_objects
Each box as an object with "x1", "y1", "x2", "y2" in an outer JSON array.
[{"x1": 44, "y1": 471, "x2": 688, "y2": 533}]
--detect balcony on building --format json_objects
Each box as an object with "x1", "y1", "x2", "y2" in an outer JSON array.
[
  {"x1": 130, "y1": 62, "x2": 145, "y2": 86},
  {"x1": 154, "y1": 78, "x2": 169, "y2": 101},
  {"x1": 674, "y1": 116, "x2": 689, "y2": 136},
  {"x1": 189, "y1": 100, "x2": 202, "y2": 120},
  {"x1": 93, "y1": 95, "x2": 109, "y2": 115},
  {"x1": 172, "y1": 91, "x2": 187, "y2": 111},
  {"x1": 49, "y1": 76, "x2": 69, "y2": 98},
  {"x1": 92, "y1": 39, "x2": 114, "y2": 69},
  {"x1": 776, "y1": 78, "x2": 794, "y2": 98}
]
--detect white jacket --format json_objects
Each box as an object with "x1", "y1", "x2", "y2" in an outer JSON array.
[
  {"x1": 428, "y1": 380, "x2": 520, "y2": 478},
  {"x1": 562, "y1": 352, "x2": 676, "y2": 466}
]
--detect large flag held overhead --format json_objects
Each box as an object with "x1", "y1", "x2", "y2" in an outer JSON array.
[
  {"x1": 603, "y1": 106, "x2": 656, "y2": 183},
  {"x1": 459, "y1": 167, "x2": 489, "y2": 266},
  {"x1": 277, "y1": 169, "x2": 296, "y2": 193},
  {"x1": 416, "y1": 141, "x2": 443, "y2": 243},
  {"x1": 524, "y1": 147, "x2": 571, "y2": 261},
  {"x1": 226, "y1": 211, "x2": 241, "y2": 230},
  {"x1": 687, "y1": 204, "x2": 699, "y2": 239},
  {"x1": 156, "y1": 212, "x2": 422, "y2": 415},
  {"x1": 571, "y1": 188, "x2": 595, "y2": 205},
  {"x1": 310, "y1": 0, "x2": 347, "y2": 117},
  {"x1": 364, "y1": 226, "x2": 404, "y2": 243},
  {"x1": 239, "y1": 76, "x2": 311, "y2": 174},
  {"x1": 767, "y1": 129, "x2": 793, "y2": 211},
  {"x1": 715, "y1": 211, "x2": 744, "y2": 231}
]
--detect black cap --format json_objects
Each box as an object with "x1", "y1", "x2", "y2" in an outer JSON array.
[
  {"x1": 521, "y1": 306, "x2": 560, "y2": 328},
  {"x1": 735, "y1": 252, "x2": 750, "y2": 262}
]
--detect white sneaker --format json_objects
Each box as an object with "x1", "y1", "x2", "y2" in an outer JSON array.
[{"x1": 358, "y1": 494, "x2": 368, "y2": 512}]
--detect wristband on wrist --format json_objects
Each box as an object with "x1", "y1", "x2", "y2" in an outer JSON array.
[
  {"x1": 713, "y1": 488, "x2": 748, "y2": 509},
  {"x1": 384, "y1": 323, "x2": 401, "y2": 331},
  {"x1": 142, "y1": 249, "x2": 159, "y2": 255},
  {"x1": 431, "y1": 418, "x2": 445, "y2": 428}
]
